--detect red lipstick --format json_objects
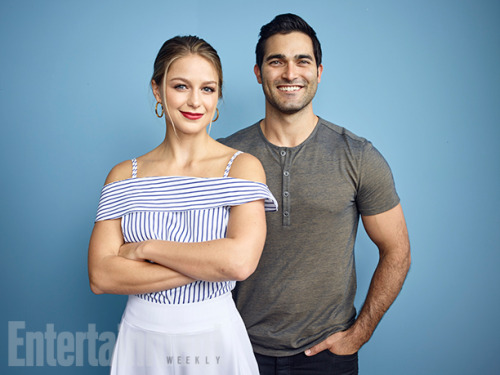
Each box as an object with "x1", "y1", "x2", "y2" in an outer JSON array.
[{"x1": 181, "y1": 111, "x2": 203, "y2": 120}]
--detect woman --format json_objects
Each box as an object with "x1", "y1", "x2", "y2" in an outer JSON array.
[{"x1": 88, "y1": 36, "x2": 277, "y2": 374}]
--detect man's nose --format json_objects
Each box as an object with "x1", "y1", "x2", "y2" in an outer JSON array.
[{"x1": 282, "y1": 64, "x2": 298, "y2": 81}]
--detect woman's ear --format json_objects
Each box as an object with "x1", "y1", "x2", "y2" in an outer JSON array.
[{"x1": 151, "y1": 80, "x2": 162, "y2": 102}]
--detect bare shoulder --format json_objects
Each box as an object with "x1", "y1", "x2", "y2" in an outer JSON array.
[
  {"x1": 104, "y1": 160, "x2": 134, "y2": 185},
  {"x1": 227, "y1": 152, "x2": 266, "y2": 184}
]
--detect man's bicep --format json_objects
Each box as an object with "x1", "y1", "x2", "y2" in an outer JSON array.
[{"x1": 361, "y1": 203, "x2": 409, "y2": 254}]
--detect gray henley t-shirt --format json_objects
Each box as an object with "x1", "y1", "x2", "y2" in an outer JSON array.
[{"x1": 220, "y1": 117, "x2": 400, "y2": 356}]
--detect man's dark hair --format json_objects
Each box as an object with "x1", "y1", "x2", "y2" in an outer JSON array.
[{"x1": 255, "y1": 13, "x2": 322, "y2": 69}]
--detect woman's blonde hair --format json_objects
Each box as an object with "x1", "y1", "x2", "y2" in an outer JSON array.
[{"x1": 151, "y1": 35, "x2": 223, "y2": 99}]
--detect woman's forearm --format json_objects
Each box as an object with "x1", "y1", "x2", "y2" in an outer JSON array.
[
  {"x1": 89, "y1": 254, "x2": 195, "y2": 295},
  {"x1": 138, "y1": 237, "x2": 261, "y2": 282},
  {"x1": 120, "y1": 201, "x2": 267, "y2": 282}
]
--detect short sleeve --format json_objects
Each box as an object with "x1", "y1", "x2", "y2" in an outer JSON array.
[{"x1": 356, "y1": 142, "x2": 400, "y2": 216}]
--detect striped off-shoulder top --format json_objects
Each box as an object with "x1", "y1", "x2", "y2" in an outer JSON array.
[{"x1": 95, "y1": 151, "x2": 278, "y2": 304}]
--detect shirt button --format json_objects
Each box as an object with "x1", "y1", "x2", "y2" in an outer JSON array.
[
  {"x1": 280, "y1": 150, "x2": 287, "y2": 157},
  {"x1": 283, "y1": 171, "x2": 290, "y2": 177},
  {"x1": 283, "y1": 211, "x2": 289, "y2": 217},
  {"x1": 283, "y1": 191, "x2": 289, "y2": 197}
]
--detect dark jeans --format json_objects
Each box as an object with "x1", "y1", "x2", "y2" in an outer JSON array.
[{"x1": 255, "y1": 350, "x2": 358, "y2": 375}]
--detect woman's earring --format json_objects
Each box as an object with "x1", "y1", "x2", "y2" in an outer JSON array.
[
  {"x1": 155, "y1": 102, "x2": 164, "y2": 118},
  {"x1": 212, "y1": 108, "x2": 219, "y2": 122}
]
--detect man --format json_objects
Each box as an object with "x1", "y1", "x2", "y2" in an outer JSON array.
[{"x1": 221, "y1": 13, "x2": 411, "y2": 374}]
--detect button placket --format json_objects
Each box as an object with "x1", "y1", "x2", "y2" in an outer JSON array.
[{"x1": 281, "y1": 148, "x2": 291, "y2": 226}]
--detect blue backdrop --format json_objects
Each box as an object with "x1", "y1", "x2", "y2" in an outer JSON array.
[{"x1": 1, "y1": 0, "x2": 499, "y2": 374}]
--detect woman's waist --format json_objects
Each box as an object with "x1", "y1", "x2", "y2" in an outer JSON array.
[
  {"x1": 123, "y1": 290, "x2": 238, "y2": 333},
  {"x1": 136, "y1": 280, "x2": 235, "y2": 304}
]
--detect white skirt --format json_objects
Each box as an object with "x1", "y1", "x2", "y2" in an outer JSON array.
[{"x1": 110, "y1": 293, "x2": 259, "y2": 375}]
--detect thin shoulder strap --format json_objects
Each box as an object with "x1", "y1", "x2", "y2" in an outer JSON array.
[
  {"x1": 223, "y1": 151, "x2": 243, "y2": 178},
  {"x1": 131, "y1": 158, "x2": 138, "y2": 178}
]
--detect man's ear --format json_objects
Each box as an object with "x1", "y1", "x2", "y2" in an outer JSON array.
[
  {"x1": 254, "y1": 64, "x2": 263, "y2": 84},
  {"x1": 318, "y1": 64, "x2": 323, "y2": 83},
  {"x1": 317, "y1": 64, "x2": 324, "y2": 83}
]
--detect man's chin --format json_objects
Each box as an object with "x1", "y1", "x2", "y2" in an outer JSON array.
[{"x1": 272, "y1": 103, "x2": 309, "y2": 115}]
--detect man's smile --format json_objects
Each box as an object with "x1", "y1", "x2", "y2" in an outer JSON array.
[{"x1": 278, "y1": 85, "x2": 302, "y2": 92}]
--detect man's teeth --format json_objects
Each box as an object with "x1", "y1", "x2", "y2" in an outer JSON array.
[{"x1": 279, "y1": 86, "x2": 301, "y2": 92}]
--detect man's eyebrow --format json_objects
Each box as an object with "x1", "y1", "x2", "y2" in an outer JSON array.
[
  {"x1": 296, "y1": 54, "x2": 314, "y2": 60},
  {"x1": 265, "y1": 54, "x2": 314, "y2": 62},
  {"x1": 265, "y1": 54, "x2": 286, "y2": 62}
]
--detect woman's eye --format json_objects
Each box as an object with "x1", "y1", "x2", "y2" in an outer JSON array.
[
  {"x1": 203, "y1": 87, "x2": 216, "y2": 93},
  {"x1": 174, "y1": 84, "x2": 187, "y2": 90}
]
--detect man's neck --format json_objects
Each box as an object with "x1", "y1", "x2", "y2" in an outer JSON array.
[{"x1": 260, "y1": 107, "x2": 318, "y2": 148}]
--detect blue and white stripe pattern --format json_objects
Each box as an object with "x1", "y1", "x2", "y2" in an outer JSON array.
[{"x1": 95, "y1": 155, "x2": 278, "y2": 304}]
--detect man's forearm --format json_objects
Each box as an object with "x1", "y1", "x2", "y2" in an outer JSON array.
[{"x1": 349, "y1": 247, "x2": 411, "y2": 346}]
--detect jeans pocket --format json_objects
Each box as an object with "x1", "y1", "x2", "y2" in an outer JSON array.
[
  {"x1": 324, "y1": 349, "x2": 358, "y2": 360},
  {"x1": 322, "y1": 350, "x2": 359, "y2": 374}
]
